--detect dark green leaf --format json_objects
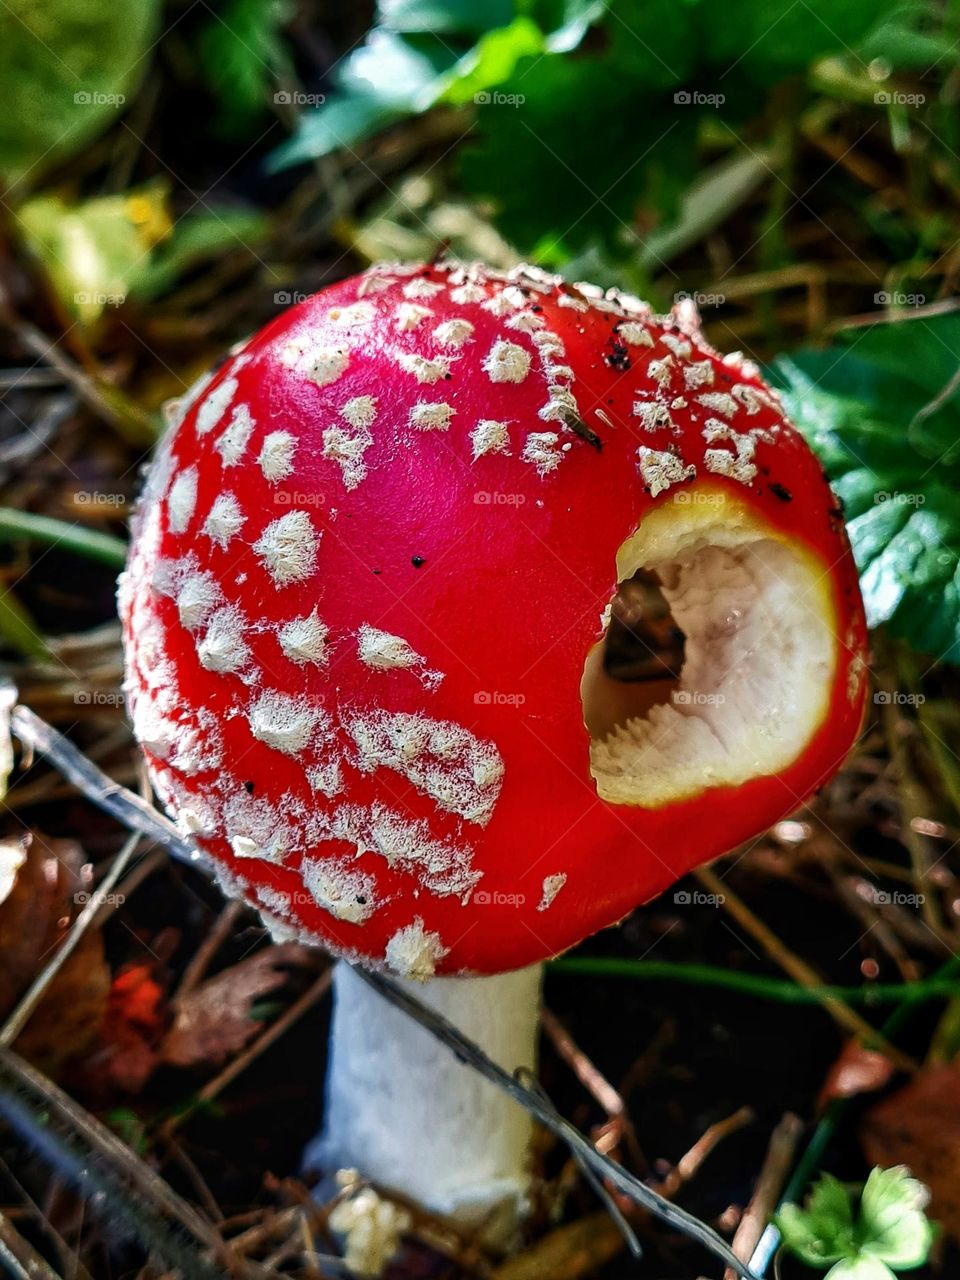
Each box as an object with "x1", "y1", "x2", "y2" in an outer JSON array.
[
  {"x1": 860, "y1": 6, "x2": 960, "y2": 70},
  {"x1": 702, "y1": 0, "x2": 904, "y2": 83},
  {"x1": 196, "y1": 0, "x2": 292, "y2": 135},
  {"x1": 272, "y1": 30, "x2": 463, "y2": 166},
  {"x1": 771, "y1": 315, "x2": 960, "y2": 663},
  {"x1": 459, "y1": 52, "x2": 698, "y2": 250},
  {"x1": 379, "y1": 0, "x2": 515, "y2": 35},
  {"x1": 599, "y1": 0, "x2": 698, "y2": 88},
  {"x1": 272, "y1": 0, "x2": 915, "y2": 251}
]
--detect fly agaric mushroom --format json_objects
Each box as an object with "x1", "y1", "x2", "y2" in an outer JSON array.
[{"x1": 120, "y1": 260, "x2": 866, "y2": 1239}]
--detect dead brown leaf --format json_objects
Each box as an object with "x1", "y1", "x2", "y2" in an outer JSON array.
[
  {"x1": 861, "y1": 1059, "x2": 960, "y2": 1239},
  {"x1": 818, "y1": 1037, "x2": 896, "y2": 1110},
  {"x1": 161, "y1": 943, "x2": 317, "y2": 1069},
  {"x1": 0, "y1": 832, "x2": 110, "y2": 1073}
]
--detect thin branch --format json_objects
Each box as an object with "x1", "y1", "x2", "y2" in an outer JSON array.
[
  {"x1": 177, "y1": 900, "x2": 246, "y2": 999},
  {"x1": 354, "y1": 968, "x2": 763, "y2": 1280},
  {"x1": 654, "y1": 1106, "x2": 753, "y2": 1200},
  {"x1": 878, "y1": 665, "x2": 942, "y2": 932},
  {"x1": 0, "y1": 1209, "x2": 64, "y2": 1280},
  {"x1": 489, "y1": 1210, "x2": 624, "y2": 1280},
  {"x1": 540, "y1": 1005, "x2": 628, "y2": 1123},
  {"x1": 9, "y1": 704, "x2": 197, "y2": 862},
  {"x1": 0, "y1": 1046, "x2": 260, "y2": 1279},
  {"x1": 695, "y1": 866, "x2": 916, "y2": 1071},
  {"x1": 724, "y1": 1113, "x2": 803, "y2": 1279},
  {"x1": 11, "y1": 319, "x2": 157, "y2": 445}
]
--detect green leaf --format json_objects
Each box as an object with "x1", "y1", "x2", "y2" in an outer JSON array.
[
  {"x1": 638, "y1": 146, "x2": 775, "y2": 271},
  {"x1": 857, "y1": 1166, "x2": 935, "y2": 1269},
  {"x1": 195, "y1": 0, "x2": 292, "y2": 136},
  {"x1": 271, "y1": 30, "x2": 463, "y2": 166},
  {"x1": 16, "y1": 185, "x2": 172, "y2": 325},
  {"x1": 860, "y1": 6, "x2": 960, "y2": 70},
  {"x1": 703, "y1": 0, "x2": 904, "y2": 84},
  {"x1": 272, "y1": 0, "x2": 911, "y2": 250},
  {"x1": 339, "y1": 29, "x2": 463, "y2": 110},
  {"x1": 0, "y1": 589, "x2": 52, "y2": 662},
  {"x1": 771, "y1": 318, "x2": 960, "y2": 663},
  {"x1": 839, "y1": 316, "x2": 960, "y2": 464},
  {"x1": 776, "y1": 1175, "x2": 858, "y2": 1267},
  {"x1": 15, "y1": 185, "x2": 268, "y2": 323},
  {"x1": 440, "y1": 17, "x2": 545, "y2": 106},
  {"x1": 599, "y1": 0, "x2": 699, "y2": 88},
  {"x1": 274, "y1": 94, "x2": 404, "y2": 163},
  {"x1": 541, "y1": 0, "x2": 608, "y2": 52},
  {"x1": 825, "y1": 1258, "x2": 896, "y2": 1280},
  {"x1": 0, "y1": 0, "x2": 162, "y2": 186},
  {"x1": 379, "y1": 0, "x2": 515, "y2": 35},
  {"x1": 459, "y1": 51, "x2": 698, "y2": 250},
  {"x1": 134, "y1": 208, "x2": 270, "y2": 299}
]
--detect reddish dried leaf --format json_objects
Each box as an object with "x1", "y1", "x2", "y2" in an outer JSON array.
[
  {"x1": 74, "y1": 962, "x2": 168, "y2": 1095},
  {"x1": 818, "y1": 1037, "x2": 895, "y2": 1110},
  {"x1": 861, "y1": 1059, "x2": 960, "y2": 1240},
  {"x1": 161, "y1": 943, "x2": 317, "y2": 1069},
  {"x1": 111, "y1": 962, "x2": 165, "y2": 1029}
]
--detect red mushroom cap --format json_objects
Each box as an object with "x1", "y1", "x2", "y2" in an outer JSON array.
[{"x1": 120, "y1": 261, "x2": 867, "y2": 978}]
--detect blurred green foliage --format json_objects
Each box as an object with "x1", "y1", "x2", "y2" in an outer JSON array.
[
  {"x1": 271, "y1": 0, "x2": 957, "y2": 258},
  {"x1": 16, "y1": 184, "x2": 269, "y2": 326},
  {"x1": 195, "y1": 0, "x2": 293, "y2": 136},
  {"x1": 0, "y1": 0, "x2": 162, "y2": 184}
]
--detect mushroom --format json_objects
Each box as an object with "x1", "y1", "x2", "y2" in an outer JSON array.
[{"x1": 120, "y1": 261, "x2": 867, "y2": 1242}]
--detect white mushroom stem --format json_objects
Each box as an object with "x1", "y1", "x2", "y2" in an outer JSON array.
[{"x1": 308, "y1": 961, "x2": 543, "y2": 1245}]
